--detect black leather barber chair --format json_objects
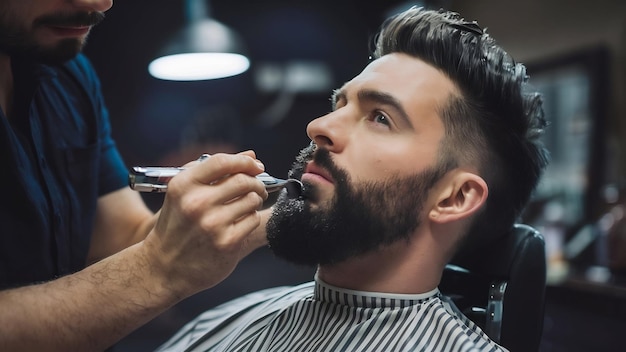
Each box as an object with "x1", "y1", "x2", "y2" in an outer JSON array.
[{"x1": 440, "y1": 224, "x2": 546, "y2": 352}]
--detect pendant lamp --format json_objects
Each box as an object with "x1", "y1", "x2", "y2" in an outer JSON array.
[{"x1": 148, "y1": 0, "x2": 250, "y2": 81}]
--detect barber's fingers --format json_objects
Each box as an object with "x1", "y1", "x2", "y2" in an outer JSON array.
[
  {"x1": 170, "y1": 153, "x2": 265, "y2": 194},
  {"x1": 237, "y1": 207, "x2": 272, "y2": 258},
  {"x1": 237, "y1": 150, "x2": 257, "y2": 159},
  {"x1": 227, "y1": 191, "x2": 267, "y2": 222},
  {"x1": 208, "y1": 172, "x2": 269, "y2": 205},
  {"x1": 230, "y1": 211, "x2": 264, "y2": 253},
  {"x1": 198, "y1": 192, "x2": 264, "y2": 235},
  {"x1": 180, "y1": 153, "x2": 211, "y2": 168},
  {"x1": 180, "y1": 150, "x2": 261, "y2": 170}
]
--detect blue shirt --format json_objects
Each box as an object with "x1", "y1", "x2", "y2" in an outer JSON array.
[{"x1": 0, "y1": 54, "x2": 128, "y2": 289}]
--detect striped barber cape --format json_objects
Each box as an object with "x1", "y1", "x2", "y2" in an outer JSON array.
[{"x1": 156, "y1": 276, "x2": 508, "y2": 352}]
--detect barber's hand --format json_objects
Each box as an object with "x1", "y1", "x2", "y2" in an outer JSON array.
[{"x1": 143, "y1": 151, "x2": 268, "y2": 298}]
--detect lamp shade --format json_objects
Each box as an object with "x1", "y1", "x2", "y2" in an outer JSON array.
[{"x1": 149, "y1": 16, "x2": 250, "y2": 81}]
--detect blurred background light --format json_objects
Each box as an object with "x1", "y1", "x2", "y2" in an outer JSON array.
[{"x1": 148, "y1": 0, "x2": 249, "y2": 81}]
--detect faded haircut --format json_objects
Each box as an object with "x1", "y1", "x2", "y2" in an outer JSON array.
[{"x1": 372, "y1": 7, "x2": 550, "y2": 249}]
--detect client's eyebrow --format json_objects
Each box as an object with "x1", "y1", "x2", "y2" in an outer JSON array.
[{"x1": 330, "y1": 87, "x2": 412, "y2": 127}]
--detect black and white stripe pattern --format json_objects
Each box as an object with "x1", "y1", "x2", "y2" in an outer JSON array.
[{"x1": 157, "y1": 278, "x2": 507, "y2": 352}]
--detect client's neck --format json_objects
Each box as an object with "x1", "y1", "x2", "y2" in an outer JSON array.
[{"x1": 316, "y1": 237, "x2": 444, "y2": 294}]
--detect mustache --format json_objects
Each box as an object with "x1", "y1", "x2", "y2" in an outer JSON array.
[
  {"x1": 288, "y1": 142, "x2": 349, "y2": 185},
  {"x1": 35, "y1": 11, "x2": 106, "y2": 28},
  {"x1": 287, "y1": 142, "x2": 315, "y2": 180},
  {"x1": 312, "y1": 148, "x2": 349, "y2": 185}
]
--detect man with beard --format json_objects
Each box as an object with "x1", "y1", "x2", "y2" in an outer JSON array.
[
  {"x1": 157, "y1": 6, "x2": 549, "y2": 352},
  {"x1": 0, "y1": 1, "x2": 270, "y2": 351}
]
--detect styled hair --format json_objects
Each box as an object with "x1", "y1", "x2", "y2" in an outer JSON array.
[{"x1": 372, "y1": 7, "x2": 550, "y2": 248}]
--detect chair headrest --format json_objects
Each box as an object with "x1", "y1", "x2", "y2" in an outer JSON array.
[{"x1": 449, "y1": 224, "x2": 545, "y2": 278}]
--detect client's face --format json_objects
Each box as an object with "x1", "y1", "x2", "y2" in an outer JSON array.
[
  {"x1": 267, "y1": 53, "x2": 456, "y2": 267},
  {"x1": 266, "y1": 143, "x2": 447, "y2": 266}
]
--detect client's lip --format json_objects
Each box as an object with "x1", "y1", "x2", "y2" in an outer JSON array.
[
  {"x1": 48, "y1": 25, "x2": 90, "y2": 37},
  {"x1": 303, "y1": 162, "x2": 334, "y2": 184}
]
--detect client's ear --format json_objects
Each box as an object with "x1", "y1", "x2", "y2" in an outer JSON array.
[{"x1": 428, "y1": 171, "x2": 488, "y2": 224}]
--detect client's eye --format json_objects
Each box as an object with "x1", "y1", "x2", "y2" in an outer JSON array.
[{"x1": 373, "y1": 112, "x2": 390, "y2": 126}]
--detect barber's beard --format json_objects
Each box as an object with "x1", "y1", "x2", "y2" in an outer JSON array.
[
  {"x1": 267, "y1": 144, "x2": 448, "y2": 267},
  {"x1": 0, "y1": 11, "x2": 104, "y2": 64}
]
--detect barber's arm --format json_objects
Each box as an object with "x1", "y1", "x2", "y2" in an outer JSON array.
[
  {"x1": 86, "y1": 187, "x2": 155, "y2": 264},
  {"x1": 0, "y1": 152, "x2": 267, "y2": 352}
]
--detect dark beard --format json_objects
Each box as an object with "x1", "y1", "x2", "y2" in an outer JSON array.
[
  {"x1": 267, "y1": 144, "x2": 449, "y2": 266},
  {"x1": 0, "y1": 11, "x2": 104, "y2": 64}
]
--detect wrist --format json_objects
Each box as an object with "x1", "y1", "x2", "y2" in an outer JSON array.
[{"x1": 132, "y1": 239, "x2": 188, "y2": 304}]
